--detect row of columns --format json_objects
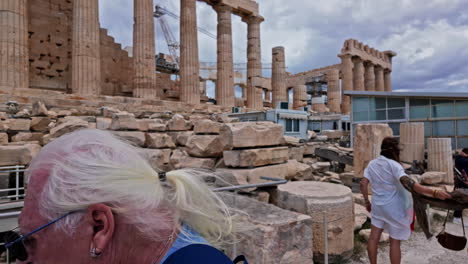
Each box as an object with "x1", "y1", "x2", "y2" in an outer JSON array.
[{"x1": 340, "y1": 54, "x2": 392, "y2": 114}]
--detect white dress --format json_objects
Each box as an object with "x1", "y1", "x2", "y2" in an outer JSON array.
[{"x1": 364, "y1": 156, "x2": 413, "y2": 240}]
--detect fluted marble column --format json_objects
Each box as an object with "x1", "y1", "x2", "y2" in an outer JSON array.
[
  {"x1": 272, "y1": 46, "x2": 287, "y2": 108},
  {"x1": 72, "y1": 0, "x2": 101, "y2": 95},
  {"x1": 243, "y1": 15, "x2": 264, "y2": 110},
  {"x1": 364, "y1": 63, "x2": 375, "y2": 91},
  {"x1": 400, "y1": 123, "x2": 425, "y2": 163},
  {"x1": 293, "y1": 85, "x2": 307, "y2": 110},
  {"x1": 428, "y1": 138, "x2": 454, "y2": 184},
  {"x1": 133, "y1": 0, "x2": 157, "y2": 99},
  {"x1": 215, "y1": 4, "x2": 234, "y2": 107},
  {"x1": 353, "y1": 58, "x2": 365, "y2": 91},
  {"x1": 327, "y1": 69, "x2": 341, "y2": 113},
  {"x1": 180, "y1": 0, "x2": 200, "y2": 104},
  {"x1": 375, "y1": 66, "x2": 384, "y2": 92},
  {"x1": 384, "y1": 70, "x2": 392, "y2": 91},
  {"x1": 339, "y1": 54, "x2": 353, "y2": 114},
  {"x1": 0, "y1": 0, "x2": 29, "y2": 91}
]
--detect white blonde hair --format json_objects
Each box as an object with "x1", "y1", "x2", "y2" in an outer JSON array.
[{"x1": 27, "y1": 129, "x2": 233, "y2": 244}]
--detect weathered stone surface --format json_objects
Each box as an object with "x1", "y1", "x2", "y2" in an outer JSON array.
[
  {"x1": 0, "y1": 133, "x2": 8, "y2": 144},
  {"x1": 427, "y1": 138, "x2": 454, "y2": 184},
  {"x1": 12, "y1": 132, "x2": 43, "y2": 142},
  {"x1": 0, "y1": 144, "x2": 42, "y2": 166},
  {"x1": 96, "y1": 117, "x2": 112, "y2": 130},
  {"x1": 220, "y1": 122, "x2": 283, "y2": 148},
  {"x1": 359, "y1": 229, "x2": 389, "y2": 243},
  {"x1": 0, "y1": 121, "x2": 8, "y2": 132},
  {"x1": 110, "y1": 112, "x2": 139, "y2": 131},
  {"x1": 321, "y1": 130, "x2": 346, "y2": 139},
  {"x1": 220, "y1": 192, "x2": 313, "y2": 264},
  {"x1": 276, "y1": 182, "x2": 354, "y2": 262},
  {"x1": 288, "y1": 146, "x2": 304, "y2": 162},
  {"x1": 354, "y1": 124, "x2": 393, "y2": 178},
  {"x1": 170, "y1": 149, "x2": 215, "y2": 170},
  {"x1": 49, "y1": 120, "x2": 88, "y2": 139},
  {"x1": 186, "y1": 135, "x2": 231, "y2": 158},
  {"x1": 400, "y1": 122, "x2": 425, "y2": 163},
  {"x1": 307, "y1": 130, "x2": 317, "y2": 140},
  {"x1": 145, "y1": 133, "x2": 176, "y2": 149},
  {"x1": 287, "y1": 160, "x2": 313, "y2": 180},
  {"x1": 355, "y1": 203, "x2": 370, "y2": 231},
  {"x1": 63, "y1": 116, "x2": 97, "y2": 123},
  {"x1": 420, "y1": 171, "x2": 446, "y2": 185},
  {"x1": 14, "y1": 109, "x2": 30, "y2": 118},
  {"x1": 140, "y1": 148, "x2": 172, "y2": 171},
  {"x1": 312, "y1": 162, "x2": 331, "y2": 173},
  {"x1": 168, "y1": 131, "x2": 193, "y2": 146},
  {"x1": 111, "y1": 131, "x2": 146, "y2": 147},
  {"x1": 339, "y1": 172, "x2": 355, "y2": 187},
  {"x1": 0, "y1": 112, "x2": 7, "y2": 120},
  {"x1": 166, "y1": 114, "x2": 192, "y2": 131},
  {"x1": 57, "y1": 110, "x2": 72, "y2": 117},
  {"x1": 30, "y1": 117, "x2": 52, "y2": 132},
  {"x1": 32, "y1": 101, "x2": 48, "y2": 116},
  {"x1": 215, "y1": 163, "x2": 289, "y2": 190},
  {"x1": 223, "y1": 147, "x2": 289, "y2": 168},
  {"x1": 193, "y1": 119, "x2": 222, "y2": 134},
  {"x1": 7, "y1": 119, "x2": 31, "y2": 131}
]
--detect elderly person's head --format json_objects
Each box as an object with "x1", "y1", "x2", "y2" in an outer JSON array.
[{"x1": 12, "y1": 129, "x2": 232, "y2": 263}]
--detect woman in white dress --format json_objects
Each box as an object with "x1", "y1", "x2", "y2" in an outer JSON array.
[{"x1": 360, "y1": 137, "x2": 451, "y2": 264}]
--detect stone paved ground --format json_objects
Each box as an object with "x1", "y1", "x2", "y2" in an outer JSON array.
[{"x1": 352, "y1": 220, "x2": 468, "y2": 264}]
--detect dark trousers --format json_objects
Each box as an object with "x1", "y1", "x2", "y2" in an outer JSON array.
[{"x1": 454, "y1": 210, "x2": 463, "y2": 218}]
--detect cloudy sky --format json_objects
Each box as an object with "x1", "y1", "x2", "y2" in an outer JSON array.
[{"x1": 99, "y1": 0, "x2": 468, "y2": 93}]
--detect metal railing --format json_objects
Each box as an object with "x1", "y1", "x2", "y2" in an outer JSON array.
[{"x1": 0, "y1": 165, "x2": 26, "y2": 202}]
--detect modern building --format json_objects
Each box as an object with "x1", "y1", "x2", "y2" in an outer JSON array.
[{"x1": 345, "y1": 91, "x2": 468, "y2": 149}]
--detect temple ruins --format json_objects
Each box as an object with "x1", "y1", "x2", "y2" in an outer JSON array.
[{"x1": 1, "y1": 0, "x2": 467, "y2": 263}]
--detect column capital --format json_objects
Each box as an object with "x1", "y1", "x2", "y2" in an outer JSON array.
[
  {"x1": 242, "y1": 15, "x2": 264, "y2": 24},
  {"x1": 213, "y1": 3, "x2": 232, "y2": 13},
  {"x1": 338, "y1": 53, "x2": 353, "y2": 59}
]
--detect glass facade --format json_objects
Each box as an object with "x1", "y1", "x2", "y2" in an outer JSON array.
[{"x1": 351, "y1": 96, "x2": 468, "y2": 149}]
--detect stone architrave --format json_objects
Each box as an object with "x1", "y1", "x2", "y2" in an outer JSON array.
[
  {"x1": 375, "y1": 66, "x2": 385, "y2": 92},
  {"x1": 215, "y1": 4, "x2": 235, "y2": 107},
  {"x1": 276, "y1": 181, "x2": 354, "y2": 263},
  {"x1": 364, "y1": 63, "x2": 375, "y2": 91},
  {"x1": 327, "y1": 69, "x2": 341, "y2": 113},
  {"x1": 0, "y1": 143, "x2": 41, "y2": 166},
  {"x1": 353, "y1": 124, "x2": 393, "y2": 178},
  {"x1": 220, "y1": 122, "x2": 284, "y2": 148},
  {"x1": 133, "y1": 0, "x2": 157, "y2": 98},
  {"x1": 220, "y1": 192, "x2": 313, "y2": 264},
  {"x1": 384, "y1": 70, "x2": 392, "y2": 91},
  {"x1": 339, "y1": 54, "x2": 353, "y2": 114},
  {"x1": 427, "y1": 138, "x2": 454, "y2": 184},
  {"x1": 72, "y1": 0, "x2": 101, "y2": 95},
  {"x1": 400, "y1": 123, "x2": 425, "y2": 164},
  {"x1": 0, "y1": 0, "x2": 29, "y2": 91},
  {"x1": 293, "y1": 85, "x2": 307, "y2": 110},
  {"x1": 272, "y1": 47, "x2": 287, "y2": 108},
  {"x1": 223, "y1": 146, "x2": 289, "y2": 168},
  {"x1": 353, "y1": 58, "x2": 365, "y2": 91},
  {"x1": 180, "y1": 0, "x2": 200, "y2": 105},
  {"x1": 243, "y1": 15, "x2": 264, "y2": 110}
]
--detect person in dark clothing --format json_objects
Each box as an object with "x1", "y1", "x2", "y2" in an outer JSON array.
[{"x1": 454, "y1": 148, "x2": 468, "y2": 225}]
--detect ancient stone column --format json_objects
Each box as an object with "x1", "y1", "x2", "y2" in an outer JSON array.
[
  {"x1": 327, "y1": 69, "x2": 341, "y2": 113},
  {"x1": 364, "y1": 63, "x2": 375, "y2": 91},
  {"x1": 375, "y1": 66, "x2": 385, "y2": 92},
  {"x1": 0, "y1": 0, "x2": 29, "y2": 91},
  {"x1": 272, "y1": 47, "x2": 287, "y2": 108},
  {"x1": 71, "y1": 0, "x2": 101, "y2": 96},
  {"x1": 384, "y1": 70, "x2": 392, "y2": 91},
  {"x1": 180, "y1": 0, "x2": 200, "y2": 105},
  {"x1": 215, "y1": 4, "x2": 234, "y2": 107},
  {"x1": 243, "y1": 15, "x2": 264, "y2": 110},
  {"x1": 353, "y1": 58, "x2": 365, "y2": 91},
  {"x1": 354, "y1": 124, "x2": 393, "y2": 178},
  {"x1": 277, "y1": 182, "x2": 355, "y2": 263},
  {"x1": 339, "y1": 54, "x2": 353, "y2": 114},
  {"x1": 427, "y1": 138, "x2": 454, "y2": 184},
  {"x1": 133, "y1": 0, "x2": 157, "y2": 99},
  {"x1": 293, "y1": 85, "x2": 307, "y2": 110},
  {"x1": 400, "y1": 123, "x2": 425, "y2": 164}
]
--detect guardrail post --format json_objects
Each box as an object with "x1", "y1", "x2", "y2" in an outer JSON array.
[
  {"x1": 15, "y1": 165, "x2": 20, "y2": 201},
  {"x1": 324, "y1": 212, "x2": 328, "y2": 264}
]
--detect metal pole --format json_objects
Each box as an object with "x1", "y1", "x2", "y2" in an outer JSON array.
[
  {"x1": 324, "y1": 213, "x2": 328, "y2": 264},
  {"x1": 232, "y1": 190, "x2": 238, "y2": 259},
  {"x1": 15, "y1": 165, "x2": 20, "y2": 201}
]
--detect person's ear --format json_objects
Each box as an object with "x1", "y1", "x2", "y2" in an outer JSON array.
[{"x1": 87, "y1": 204, "x2": 115, "y2": 256}]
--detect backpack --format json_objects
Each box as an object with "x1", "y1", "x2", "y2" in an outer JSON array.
[{"x1": 162, "y1": 244, "x2": 248, "y2": 264}]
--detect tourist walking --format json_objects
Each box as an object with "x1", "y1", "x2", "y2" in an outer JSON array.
[
  {"x1": 4, "y1": 129, "x2": 241, "y2": 263},
  {"x1": 454, "y1": 148, "x2": 468, "y2": 226},
  {"x1": 360, "y1": 137, "x2": 451, "y2": 264}
]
